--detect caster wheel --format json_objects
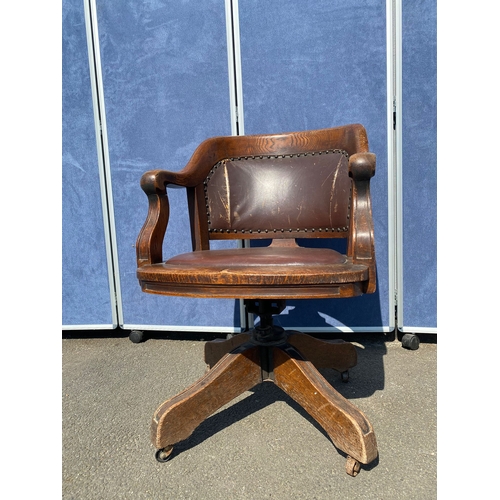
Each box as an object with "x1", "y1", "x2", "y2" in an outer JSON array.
[
  {"x1": 401, "y1": 333, "x2": 420, "y2": 350},
  {"x1": 129, "y1": 330, "x2": 145, "y2": 343},
  {"x1": 155, "y1": 446, "x2": 174, "y2": 463},
  {"x1": 346, "y1": 456, "x2": 361, "y2": 477},
  {"x1": 341, "y1": 370, "x2": 349, "y2": 383}
]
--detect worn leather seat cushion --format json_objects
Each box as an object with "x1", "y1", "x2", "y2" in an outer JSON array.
[
  {"x1": 167, "y1": 246, "x2": 345, "y2": 267},
  {"x1": 137, "y1": 246, "x2": 369, "y2": 286}
]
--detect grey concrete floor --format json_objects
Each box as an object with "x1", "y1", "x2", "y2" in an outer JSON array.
[{"x1": 62, "y1": 334, "x2": 436, "y2": 499}]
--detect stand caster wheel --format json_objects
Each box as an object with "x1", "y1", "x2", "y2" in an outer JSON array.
[
  {"x1": 129, "y1": 330, "x2": 145, "y2": 343},
  {"x1": 155, "y1": 446, "x2": 174, "y2": 463},
  {"x1": 341, "y1": 370, "x2": 349, "y2": 383},
  {"x1": 346, "y1": 456, "x2": 361, "y2": 477},
  {"x1": 401, "y1": 333, "x2": 420, "y2": 350}
]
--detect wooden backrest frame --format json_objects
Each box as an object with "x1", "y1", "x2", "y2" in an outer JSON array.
[{"x1": 136, "y1": 124, "x2": 376, "y2": 292}]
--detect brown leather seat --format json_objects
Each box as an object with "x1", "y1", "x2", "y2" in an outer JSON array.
[
  {"x1": 136, "y1": 124, "x2": 378, "y2": 476},
  {"x1": 138, "y1": 246, "x2": 369, "y2": 297}
]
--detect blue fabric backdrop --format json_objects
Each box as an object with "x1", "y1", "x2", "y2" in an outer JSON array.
[
  {"x1": 239, "y1": 0, "x2": 389, "y2": 330},
  {"x1": 401, "y1": 0, "x2": 437, "y2": 329},
  {"x1": 62, "y1": 0, "x2": 437, "y2": 333},
  {"x1": 95, "y1": 0, "x2": 238, "y2": 329},
  {"x1": 62, "y1": 0, "x2": 114, "y2": 326}
]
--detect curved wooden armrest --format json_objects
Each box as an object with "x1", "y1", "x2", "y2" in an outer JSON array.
[
  {"x1": 139, "y1": 168, "x2": 199, "y2": 195},
  {"x1": 135, "y1": 170, "x2": 174, "y2": 267},
  {"x1": 348, "y1": 152, "x2": 377, "y2": 293},
  {"x1": 137, "y1": 149, "x2": 222, "y2": 264}
]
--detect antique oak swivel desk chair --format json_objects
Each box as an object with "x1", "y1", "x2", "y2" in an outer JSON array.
[{"x1": 136, "y1": 124, "x2": 378, "y2": 476}]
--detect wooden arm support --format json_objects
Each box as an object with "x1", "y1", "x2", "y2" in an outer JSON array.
[
  {"x1": 348, "y1": 152, "x2": 376, "y2": 293},
  {"x1": 136, "y1": 171, "x2": 172, "y2": 267},
  {"x1": 135, "y1": 145, "x2": 224, "y2": 265}
]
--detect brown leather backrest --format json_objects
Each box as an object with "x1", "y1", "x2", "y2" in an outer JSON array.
[{"x1": 203, "y1": 149, "x2": 351, "y2": 240}]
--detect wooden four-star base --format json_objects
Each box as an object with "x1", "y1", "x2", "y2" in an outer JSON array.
[{"x1": 151, "y1": 306, "x2": 378, "y2": 476}]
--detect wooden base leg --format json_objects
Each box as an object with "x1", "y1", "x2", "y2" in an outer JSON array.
[
  {"x1": 204, "y1": 333, "x2": 251, "y2": 368},
  {"x1": 272, "y1": 344, "x2": 377, "y2": 466},
  {"x1": 205, "y1": 332, "x2": 357, "y2": 374},
  {"x1": 151, "y1": 343, "x2": 261, "y2": 450},
  {"x1": 287, "y1": 332, "x2": 358, "y2": 372}
]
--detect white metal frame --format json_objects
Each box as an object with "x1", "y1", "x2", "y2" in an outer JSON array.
[
  {"x1": 387, "y1": 0, "x2": 400, "y2": 334},
  {"x1": 63, "y1": 0, "x2": 121, "y2": 330},
  {"x1": 392, "y1": 0, "x2": 437, "y2": 335},
  {"x1": 225, "y1": 0, "x2": 254, "y2": 331},
  {"x1": 225, "y1": 0, "x2": 245, "y2": 137},
  {"x1": 124, "y1": 324, "x2": 240, "y2": 334}
]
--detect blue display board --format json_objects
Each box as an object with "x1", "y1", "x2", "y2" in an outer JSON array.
[
  {"x1": 62, "y1": 0, "x2": 437, "y2": 334},
  {"x1": 239, "y1": 0, "x2": 390, "y2": 331},
  {"x1": 62, "y1": 0, "x2": 115, "y2": 327},
  {"x1": 95, "y1": 0, "x2": 239, "y2": 330},
  {"x1": 401, "y1": 0, "x2": 437, "y2": 331}
]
